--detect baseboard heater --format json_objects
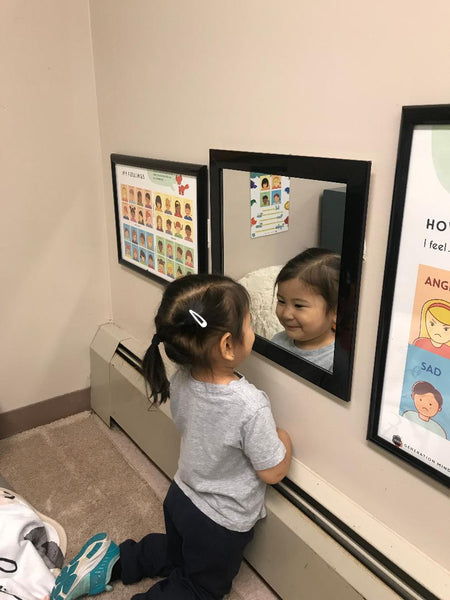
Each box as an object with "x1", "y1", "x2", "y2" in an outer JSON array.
[
  {"x1": 273, "y1": 481, "x2": 437, "y2": 600},
  {"x1": 90, "y1": 323, "x2": 445, "y2": 600}
]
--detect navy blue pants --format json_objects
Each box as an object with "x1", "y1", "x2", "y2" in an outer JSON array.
[{"x1": 119, "y1": 481, "x2": 254, "y2": 599}]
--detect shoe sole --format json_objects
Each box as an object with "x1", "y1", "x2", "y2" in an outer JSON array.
[{"x1": 51, "y1": 533, "x2": 118, "y2": 600}]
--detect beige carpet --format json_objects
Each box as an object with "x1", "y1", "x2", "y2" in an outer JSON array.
[{"x1": 0, "y1": 412, "x2": 274, "y2": 599}]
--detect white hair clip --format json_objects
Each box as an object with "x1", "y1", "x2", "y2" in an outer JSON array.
[{"x1": 189, "y1": 309, "x2": 207, "y2": 328}]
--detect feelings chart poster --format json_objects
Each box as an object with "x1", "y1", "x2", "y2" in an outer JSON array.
[
  {"x1": 250, "y1": 173, "x2": 290, "y2": 238},
  {"x1": 399, "y1": 264, "x2": 450, "y2": 441},
  {"x1": 117, "y1": 166, "x2": 197, "y2": 281},
  {"x1": 378, "y1": 126, "x2": 450, "y2": 477}
]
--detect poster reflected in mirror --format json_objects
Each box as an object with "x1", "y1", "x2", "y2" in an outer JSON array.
[
  {"x1": 368, "y1": 105, "x2": 450, "y2": 487},
  {"x1": 250, "y1": 173, "x2": 290, "y2": 238},
  {"x1": 111, "y1": 154, "x2": 208, "y2": 284}
]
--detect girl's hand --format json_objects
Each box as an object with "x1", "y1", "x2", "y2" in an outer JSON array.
[{"x1": 257, "y1": 427, "x2": 292, "y2": 485}]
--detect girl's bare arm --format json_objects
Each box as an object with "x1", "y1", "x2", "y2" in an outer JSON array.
[{"x1": 257, "y1": 427, "x2": 292, "y2": 485}]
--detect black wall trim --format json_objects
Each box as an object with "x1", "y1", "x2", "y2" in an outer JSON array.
[{"x1": 276, "y1": 479, "x2": 437, "y2": 600}]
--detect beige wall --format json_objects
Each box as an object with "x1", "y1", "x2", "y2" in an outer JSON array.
[
  {"x1": 0, "y1": 1, "x2": 111, "y2": 411},
  {"x1": 89, "y1": 0, "x2": 450, "y2": 571}
]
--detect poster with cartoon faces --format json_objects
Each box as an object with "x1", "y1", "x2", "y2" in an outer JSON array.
[
  {"x1": 116, "y1": 165, "x2": 198, "y2": 282},
  {"x1": 376, "y1": 126, "x2": 450, "y2": 477},
  {"x1": 250, "y1": 173, "x2": 290, "y2": 238},
  {"x1": 398, "y1": 265, "x2": 450, "y2": 442}
]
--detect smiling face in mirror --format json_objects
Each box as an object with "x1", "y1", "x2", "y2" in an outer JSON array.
[
  {"x1": 210, "y1": 149, "x2": 371, "y2": 400},
  {"x1": 271, "y1": 248, "x2": 340, "y2": 372}
]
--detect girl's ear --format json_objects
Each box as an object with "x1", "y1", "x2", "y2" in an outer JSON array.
[
  {"x1": 219, "y1": 332, "x2": 235, "y2": 361},
  {"x1": 331, "y1": 308, "x2": 337, "y2": 332}
]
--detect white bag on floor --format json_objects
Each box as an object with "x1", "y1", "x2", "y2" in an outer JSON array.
[{"x1": 0, "y1": 488, "x2": 66, "y2": 600}]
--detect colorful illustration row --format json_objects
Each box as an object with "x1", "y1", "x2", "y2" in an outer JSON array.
[
  {"x1": 123, "y1": 224, "x2": 194, "y2": 251},
  {"x1": 124, "y1": 225, "x2": 194, "y2": 264},
  {"x1": 124, "y1": 245, "x2": 194, "y2": 279},
  {"x1": 259, "y1": 190, "x2": 283, "y2": 207},
  {"x1": 121, "y1": 184, "x2": 194, "y2": 219},
  {"x1": 258, "y1": 175, "x2": 282, "y2": 190},
  {"x1": 122, "y1": 208, "x2": 195, "y2": 242}
]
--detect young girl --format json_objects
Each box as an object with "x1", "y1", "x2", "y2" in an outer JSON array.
[
  {"x1": 51, "y1": 274, "x2": 291, "y2": 600},
  {"x1": 272, "y1": 248, "x2": 340, "y2": 372}
]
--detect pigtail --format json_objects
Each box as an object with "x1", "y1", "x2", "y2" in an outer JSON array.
[{"x1": 141, "y1": 334, "x2": 170, "y2": 405}]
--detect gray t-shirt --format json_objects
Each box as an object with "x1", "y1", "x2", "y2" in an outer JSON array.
[
  {"x1": 272, "y1": 331, "x2": 334, "y2": 372},
  {"x1": 170, "y1": 369, "x2": 286, "y2": 532}
]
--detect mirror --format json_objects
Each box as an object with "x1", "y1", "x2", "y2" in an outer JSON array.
[{"x1": 210, "y1": 149, "x2": 371, "y2": 401}]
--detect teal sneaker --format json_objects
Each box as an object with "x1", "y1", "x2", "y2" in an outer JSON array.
[{"x1": 51, "y1": 533, "x2": 119, "y2": 600}]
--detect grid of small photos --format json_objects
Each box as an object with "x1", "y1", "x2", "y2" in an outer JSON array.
[{"x1": 119, "y1": 177, "x2": 196, "y2": 281}]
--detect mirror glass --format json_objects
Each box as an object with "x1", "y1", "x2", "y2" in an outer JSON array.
[
  {"x1": 210, "y1": 150, "x2": 371, "y2": 401},
  {"x1": 223, "y1": 169, "x2": 345, "y2": 371}
]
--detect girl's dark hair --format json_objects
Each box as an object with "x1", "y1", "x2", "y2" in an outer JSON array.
[
  {"x1": 275, "y1": 247, "x2": 340, "y2": 312},
  {"x1": 142, "y1": 274, "x2": 250, "y2": 405}
]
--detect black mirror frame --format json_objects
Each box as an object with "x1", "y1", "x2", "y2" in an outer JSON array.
[{"x1": 210, "y1": 149, "x2": 371, "y2": 401}]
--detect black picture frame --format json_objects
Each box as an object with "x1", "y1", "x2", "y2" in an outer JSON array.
[
  {"x1": 368, "y1": 105, "x2": 450, "y2": 487},
  {"x1": 111, "y1": 154, "x2": 208, "y2": 284},
  {"x1": 210, "y1": 149, "x2": 371, "y2": 401}
]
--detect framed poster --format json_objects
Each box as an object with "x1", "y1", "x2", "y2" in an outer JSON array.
[
  {"x1": 368, "y1": 105, "x2": 450, "y2": 486},
  {"x1": 111, "y1": 154, "x2": 208, "y2": 284}
]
